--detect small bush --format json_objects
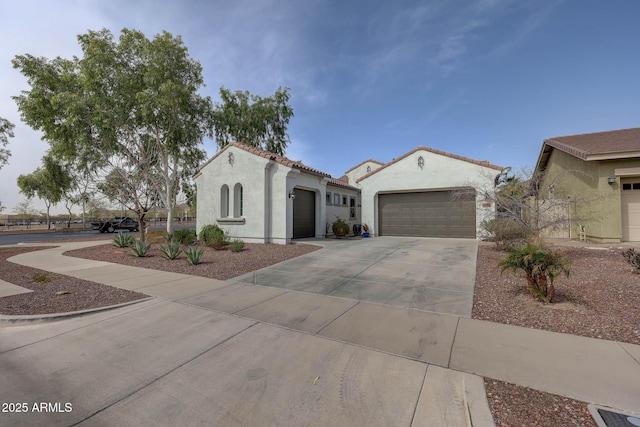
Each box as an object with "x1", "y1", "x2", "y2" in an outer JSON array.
[
  {"x1": 113, "y1": 232, "x2": 135, "y2": 248},
  {"x1": 32, "y1": 272, "x2": 52, "y2": 283},
  {"x1": 623, "y1": 248, "x2": 640, "y2": 272},
  {"x1": 173, "y1": 228, "x2": 197, "y2": 245},
  {"x1": 481, "y1": 218, "x2": 532, "y2": 249},
  {"x1": 159, "y1": 239, "x2": 183, "y2": 260},
  {"x1": 129, "y1": 239, "x2": 151, "y2": 257},
  {"x1": 229, "y1": 239, "x2": 245, "y2": 252},
  {"x1": 185, "y1": 246, "x2": 205, "y2": 265},
  {"x1": 199, "y1": 224, "x2": 229, "y2": 249}
]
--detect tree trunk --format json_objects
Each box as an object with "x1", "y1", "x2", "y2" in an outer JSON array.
[{"x1": 165, "y1": 185, "x2": 174, "y2": 235}]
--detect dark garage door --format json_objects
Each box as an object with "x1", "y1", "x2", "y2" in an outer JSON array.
[
  {"x1": 378, "y1": 190, "x2": 476, "y2": 238},
  {"x1": 293, "y1": 189, "x2": 315, "y2": 239}
]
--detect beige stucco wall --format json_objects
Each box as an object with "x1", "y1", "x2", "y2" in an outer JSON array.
[{"x1": 539, "y1": 149, "x2": 640, "y2": 242}]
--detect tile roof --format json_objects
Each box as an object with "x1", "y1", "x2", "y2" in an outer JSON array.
[
  {"x1": 343, "y1": 158, "x2": 385, "y2": 174},
  {"x1": 356, "y1": 146, "x2": 502, "y2": 182},
  {"x1": 327, "y1": 177, "x2": 359, "y2": 191},
  {"x1": 543, "y1": 127, "x2": 640, "y2": 160},
  {"x1": 196, "y1": 142, "x2": 331, "y2": 178}
]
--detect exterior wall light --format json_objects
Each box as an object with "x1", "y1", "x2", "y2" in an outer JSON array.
[
  {"x1": 417, "y1": 156, "x2": 424, "y2": 169},
  {"x1": 608, "y1": 175, "x2": 616, "y2": 185},
  {"x1": 228, "y1": 152, "x2": 234, "y2": 165},
  {"x1": 288, "y1": 190, "x2": 296, "y2": 199}
]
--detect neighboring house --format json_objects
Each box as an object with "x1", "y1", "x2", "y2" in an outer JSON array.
[
  {"x1": 534, "y1": 127, "x2": 640, "y2": 242},
  {"x1": 195, "y1": 142, "x2": 502, "y2": 244}
]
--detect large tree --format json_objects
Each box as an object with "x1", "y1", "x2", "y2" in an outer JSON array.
[
  {"x1": 0, "y1": 117, "x2": 14, "y2": 170},
  {"x1": 0, "y1": 117, "x2": 15, "y2": 211},
  {"x1": 12, "y1": 28, "x2": 213, "y2": 238},
  {"x1": 212, "y1": 86, "x2": 294, "y2": 155},
  {"x1": 17, "y1": 156, "x2": 71, "y2": 229}
]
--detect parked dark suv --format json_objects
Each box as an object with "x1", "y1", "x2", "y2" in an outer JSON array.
[{"x1": 92, "y1": 217, "x2": 139, "y2": 233}]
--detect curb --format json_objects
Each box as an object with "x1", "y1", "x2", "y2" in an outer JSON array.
[{"x1": 0, "y1": 296, "x2": 155, "y2": 324}]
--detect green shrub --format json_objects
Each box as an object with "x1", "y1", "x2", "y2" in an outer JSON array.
[
  {"x1": 173, "y1": 228, "x2": 197, "y2": 245},
  {"x1": 113, "y1": 232, "x2": 135, "y2": 248},
  {"x1": 229, "y1": 239, "x2": 245, "y2": 252},
  {"x1": 32, "y1": 272, "x2": 52, "y2": 283},
  {"x1": 499, "y1": 242, "x2": 570, "y2": 303},
  {"x1": 159, "y1": 240, "x2": 183, "y2": 260},
  {"x1": 199, "y1": 224, "x2": 228, "y2": 249},
  {"x1": 332, "y1": 216, "x2": 350, "y2": 236},
  {"x1": 185, "y1": 246, "x2": 205, "y2": 265},
  {"x1": 481, "y1": 218, "x2": 532, "y2": 249},
  {"x1": 129, "y1": 239, "x2": 151, "y2": 257}
]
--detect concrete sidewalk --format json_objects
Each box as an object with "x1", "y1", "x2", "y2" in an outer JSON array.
[{"x1": 3, "y1": 241, "x2": 640, "y2": 423}]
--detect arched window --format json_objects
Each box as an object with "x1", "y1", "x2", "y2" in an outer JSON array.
[
  {"x1": 220, "y1": 185, "x2": 229, "y2": 218},
  {"x1": 233, "y1": 183, "x2": 243, "y2": 217}
]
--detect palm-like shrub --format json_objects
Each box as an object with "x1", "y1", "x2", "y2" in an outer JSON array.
[
  {"x1": 185, "y1": 246, "x2": 205, "y2": 265},
  {"x1": 113, "y1": 232, "x2": 135, "y2": 248},
  {"x1": 498, "y1": 242, "x2": 570, "y2": 303},
  {"x1": 159, "y1": 239, "x2": 183, "y2": 260},
  {"x1": 130, "y1": 239, "x2": 151, "y2": 257}
]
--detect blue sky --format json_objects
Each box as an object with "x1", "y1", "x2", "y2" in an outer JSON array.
[{"x1": 1, "y1": 0, "x2": 639, "y2": 213}]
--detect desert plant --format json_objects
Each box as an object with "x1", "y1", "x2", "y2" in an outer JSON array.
[
  {"x1": 481, "y1": 218, "x2": 532, "y2": 249},
  {"x1": 332, "y1": 216, "x2": 350, "y2": 236},
  {"x1": 229, "y1": 239, "x2": 245, "y2": 252},
  {"x1": 173, "y1": 228, "x2": 197, "y2": 245},
  {"x1": 129, "y1": 239, "x2": 151, "y2": 257},
  {"x1": 499, "y1": 242, "x2": 570, "y2": 303},
  {"x1": 622, "y1": 248, "x2": 640, "y2": 272},
  {"x1": 199, "y1": 224, "x2": 228, "y2": 249},
  {"x1": 159, "y1": 239, "x2": 183, "y2": 260},
  {"x1": 112, "y1": 231, "x2": 135, "y2": 248},
  {"x1": 32, "y1": 272, "x2": 52, "y2": 283},
  {"x1": 185, "y1": 246, "x2": 205, "y2": 265}
]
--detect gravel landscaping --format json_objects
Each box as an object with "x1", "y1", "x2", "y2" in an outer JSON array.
[
  {"x1": 0, "y1": 246, "x2": 147, "y2": 315},
  {"x1": 2, "y1": 237, "x2": 637, "y2": 427}
]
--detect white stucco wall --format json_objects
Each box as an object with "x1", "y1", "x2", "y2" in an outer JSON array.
[
  {"x1": 345, "y1": 161, "x2": 383, "y2": 185},
  {"x1": 358, "y1": 149, "x2": 497, "y2": 238},
  {"x1": 325, "y1": 185, "x2": 360, "y2": 235}
]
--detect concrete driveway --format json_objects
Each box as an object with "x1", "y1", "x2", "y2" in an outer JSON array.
[{"x1": 233, "y1": 236, "x2": 478, "y2": 316}]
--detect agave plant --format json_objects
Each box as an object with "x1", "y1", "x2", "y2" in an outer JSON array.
[
  {"x1": 112, "y1": 232, "x2": 135, "y2": 248},
  {"x1": 129, "y1": 239, "x2": 151, "y2": 257},
  {"x1": 498, "y1": 242, "x2": 570, "y2": 303},
  {"x1": 159, "y1": 239, "x2": 183, "y2": 260},
  {"x1": 185, "y1": 246, "x2": 205, "y2": 265}
]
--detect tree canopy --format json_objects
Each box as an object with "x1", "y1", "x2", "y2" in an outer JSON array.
[
  {"x1": 212, "y1": 86, "x2": 294, "y2": 156},
  {"x1": 17, "y1": 156, "x2": 71, "y2": 229},
  {"x1": 0, "y1": 117, "x2": 14, "y2": 171},
  {"x1": 12, "y1": 28, "x2": 213, "y2": 237}
]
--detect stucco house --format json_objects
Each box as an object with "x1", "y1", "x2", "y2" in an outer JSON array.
[
  {"x1": 534, "y1": 127, "x2": 640, "y2": 242},
  {"x1": 195, "y1": 142, "x2": 502, "y2": 244}
]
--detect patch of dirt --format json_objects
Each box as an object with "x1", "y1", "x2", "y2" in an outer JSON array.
[
  {"x1": 485, "y1": 379, "x2": 597, "y2": 427},
  {"x1": 0, "y1": 246, "x2": 148, "y2": 315},
  {"x1": 64, "y1": 242, "x2": 321, "y2": 281},
  {"x1": 473, "y1": 243, "x2": 640, "y2": 345}
]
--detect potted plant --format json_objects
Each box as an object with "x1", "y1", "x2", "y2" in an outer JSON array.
[
  {"x1": 332, "y1": 216, "x2": 350, "y2": 238},
  {"x1": 362, "y1": 223, "x2": 370, "y2": 238}
]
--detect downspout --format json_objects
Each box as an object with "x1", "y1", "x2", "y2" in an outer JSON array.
[{"x1": 264, "y1": 161, "x2": 275, "y2": 243}]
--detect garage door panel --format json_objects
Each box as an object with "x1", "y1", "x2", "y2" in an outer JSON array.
[
  {"x1": 293, "y1": 189, "x2": 315, "y2": 239},
  {"x1": 378, "y1": 190, "x2": 476, "y2": 238}
]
